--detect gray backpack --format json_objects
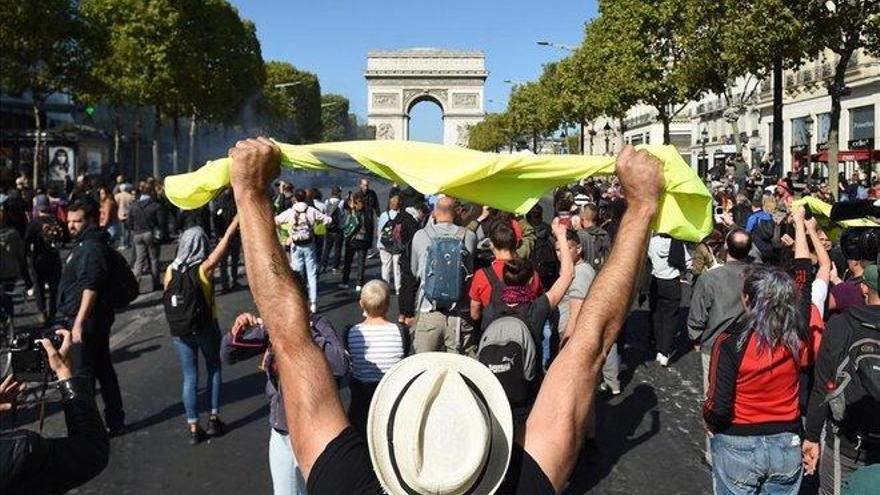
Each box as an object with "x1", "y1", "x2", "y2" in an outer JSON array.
[{"x1": 477, "y1": 310, "x2": 538, "y2": 406}]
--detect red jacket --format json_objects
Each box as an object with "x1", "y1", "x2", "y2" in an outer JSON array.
[{"x1": 703, "y1": 320, "x2": 807, "y2": 436}]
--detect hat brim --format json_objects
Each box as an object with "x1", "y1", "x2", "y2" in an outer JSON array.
[{"x1": 367, "y1": 353, "x2": 513, "y2": 495}]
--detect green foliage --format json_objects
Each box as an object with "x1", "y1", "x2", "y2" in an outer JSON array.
[
  {"x1": 507, "y1": 82, "x2": 557, "y2": 150},
  {"x1": 594, "y1": 0, "x2": 708, "y2": 140},
  {"x1": 321, "y1": 94, "x2": 352, "y2": 142},
  {"x1": 0, "y1": 0, "x2": 87, "y2": 97},
  {"x1": 80, "y1": 0, "x2": 264, "y2": 123},
  {"x1": 262, "y1": 61, "x2": 322, "y2": 143},
  {"x1": 468, "y1": 113, "x2": 510, "y2": 152}
]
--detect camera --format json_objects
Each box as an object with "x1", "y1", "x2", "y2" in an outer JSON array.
[
  {"x1": 840, "y1": 228, "x2": 880, "y2": 264},
  {"x1": 7, "y1": 329, "x2": 64, "y2": 382}
]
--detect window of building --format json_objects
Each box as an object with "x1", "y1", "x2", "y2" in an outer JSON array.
[
  {"x1": 850, "y1": 105, "x2": 875, "y2": 140},
  {"x1": 817, "y1": 112, "x2": 831, "y2": 146},
  {"x1": 791, "y1": 116, "x2": 810, "y2": 146}
]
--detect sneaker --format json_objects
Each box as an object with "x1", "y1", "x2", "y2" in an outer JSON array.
[
  {"x1": 355, "y1": 285, "x2": 363, "y2": 293},
  {"x1": 205, "y1": 415, "x2": 225, "y2": 437},
  {"x1": 310, "y1": 303, "x2": 317, "y2": 313},
  {"x1": 188, "y1": 425, "x2": 205, "y2": 445},
  {"x1": 656, "y1": 352, "x2": 669, "y2": 367}
]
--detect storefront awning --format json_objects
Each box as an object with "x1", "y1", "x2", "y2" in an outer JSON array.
[{"x1": 810, "y1": 149, "x2": 880, "y2": 163}]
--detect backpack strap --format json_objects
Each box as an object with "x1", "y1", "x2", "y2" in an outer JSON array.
[{"x1": 484, "y1": 266, "x2": 505, "y2": 305}]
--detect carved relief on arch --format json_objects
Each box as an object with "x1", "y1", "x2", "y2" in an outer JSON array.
[{"x1": 372, "y1": 93, "x2": 399, "y2": 108}]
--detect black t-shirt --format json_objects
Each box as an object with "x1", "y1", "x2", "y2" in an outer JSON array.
[{"x1": 307, "y1": 427, "x2": 554, "y2": 495}]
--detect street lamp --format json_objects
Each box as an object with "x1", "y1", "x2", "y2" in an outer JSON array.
[
  {"x1": 588, "y1": 128, "x2": 597, "y2": 155},
  {"x1": 536, "y1": 40, "x2": 577, "y2": 51},
  {"x1": 603, "y1": 122, "x2": 613, "y2": 155}
]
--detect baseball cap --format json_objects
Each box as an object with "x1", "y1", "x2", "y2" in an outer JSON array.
[{"x1": 863, "y1": 264, "x2": 879, "y2": 293}]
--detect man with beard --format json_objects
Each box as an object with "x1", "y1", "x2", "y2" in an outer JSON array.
[{"x1": 57, "y1": 199, "x2": 125, "y2": 435}]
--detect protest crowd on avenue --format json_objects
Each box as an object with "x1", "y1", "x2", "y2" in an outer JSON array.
[{"x1": 3, "y1": 1, "x2": 880, "y2": 495}]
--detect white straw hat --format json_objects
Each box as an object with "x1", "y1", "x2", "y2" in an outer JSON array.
[{"x1": 367, "y1": 353, "x2": 514, "y2": 495}]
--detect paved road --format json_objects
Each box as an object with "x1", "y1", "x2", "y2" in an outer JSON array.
[{"x1": 7, "y1": 245, "x2": 716, "y2": 494}]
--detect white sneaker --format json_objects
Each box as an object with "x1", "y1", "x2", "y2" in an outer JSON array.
[
  {"x1": 310, "y1": 303, "x2": 317, "y2": 313},
  {"x1": 355, "y1": 285, "x2": 363, "y2": 293},
  {"x1": 656, "y1": 352, "x2": 669, "y2": 367}
]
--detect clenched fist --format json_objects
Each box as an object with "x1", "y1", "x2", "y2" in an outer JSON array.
[
  {"x1": 615, "y1": 145, "x2": 664, "y2": 213},
  {"x1": 228, "y1": 137, "x2": 281, "y2": 195}
]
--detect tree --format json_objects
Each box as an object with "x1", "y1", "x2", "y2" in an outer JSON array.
[
  {"x1": 682, "y1": 0, "x2": 808, "y2": 162},
  {"x1": 261, "y1": 61, "x2": 322, "y2": 143},
  {"x1": 808, "y1": 0, "x2": 880, "y2": 198},
  {"x1": 176, "y1": 0, "x2": 264, "y2": 170},
  {"x1": 507, "y1": 82, "x2": 557, "y2": 152},
  {"x1": 468, "y1": 113, "x2": 510, "y2": 152},
  {"x1": 79, "y1": 0, "x2": 185, "y2": 179},
  {"x1": 0, "y1": 0, "x2": 87, "y2": 186},
  {"x1": 553, "y1": 17, "x2": 640, "y2": 153},
  {"x1": 597, "y1": 0, "x2": 708, "y2": 144},
  {"x1": 321, "y1": 94, "x2": 353, "y2": 142}
]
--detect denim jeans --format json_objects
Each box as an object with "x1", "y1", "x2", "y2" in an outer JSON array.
[
  {"x1": 269, "y1": 429, "x2": 307, "y2": 495},
  {"x1": 0, "y1": 281, "x2": 15, "y2": 320},
  {"x1": 290, "y1": 242, "x2": 318, "y2": 305},
  {"x1": 711, "y1": 432, "x2": 802, "y2": 495},
  {"x1": 172, "y1": 323, "x2": 222, "y2": 424}
]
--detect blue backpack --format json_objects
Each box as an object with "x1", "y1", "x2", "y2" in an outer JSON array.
[{"x1": 423, "y1": 225, "x2": 468, "y2": 307}]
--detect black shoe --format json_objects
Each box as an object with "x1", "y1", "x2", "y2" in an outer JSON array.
[
  {"x1": 206, "y1": 415, "x2": 225, "y2": 437},
  {"x1": 188, "y1": 425, "x2": 206, "y2": 445}
]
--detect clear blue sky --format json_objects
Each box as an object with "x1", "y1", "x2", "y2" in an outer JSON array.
[{"x1": 231, "y1": 0, "x2": 598, "y2": 142}]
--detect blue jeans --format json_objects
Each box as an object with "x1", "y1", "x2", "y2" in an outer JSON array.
[
  {"x1": 269, "y1": 429, "x2": 307, "y2": 495},
  {"x1": 173, "y1": 323, "x2": 222, "y2": 424},
  {"x1": 711, "y1": 432, "x2": 802, "y2": 495},
  {"x1": 290, "y1": 242, "x2": 318, "y2": 305}
]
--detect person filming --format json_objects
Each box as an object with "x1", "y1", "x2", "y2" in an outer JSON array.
[{"x1": 0, "y1": 329, "x2": 110, "y2": 494}]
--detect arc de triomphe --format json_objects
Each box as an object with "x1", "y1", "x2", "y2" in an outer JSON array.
[{"x1": 366, "y1": 49, "x2": 487, "y2": 146}]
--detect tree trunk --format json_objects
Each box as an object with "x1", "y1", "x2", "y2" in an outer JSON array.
[
  {"x1": 152, "y1": 107, "x2": 161, "y2": 179},
  {"x1": 772, "y1": 57, "x2": 784, "y2": 177},
  {"x1": 828, "y1": 52, "x2": 853, "y2": 201},
  {"x1": 171, "y1": 112, "x2": 179, "y2": 175},
  {"x1": 187, "y1": 112, "x2": 197, "y2": 171},
  {"x1": 113, "y1": 109, "x2": 121, "y2": 168},
  {"x1": 32, "y1": 99, "x2": 42, "y2": 187},
  {"x1": 532, "y1": 132, "x2": 538, "y2": 153},
  {"x1": 579, "y1": 120, "x2": 586, "y2": 155},
  {"x1": 659, "y1": 110, "x2": 671, "y2": 145},
  {"x1": 133, "y1": 116, "x2": 141, "y2": 182}
]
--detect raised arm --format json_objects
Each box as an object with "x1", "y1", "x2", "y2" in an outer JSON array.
[
  {"x1": 544, "y1": 218, "x2": 574, "y2": 309},
  {"x1": 523, "y1": 146, "x2": 663, "y2": 492},
  {"x1": 201, "y1": 215, "x2": 239, "y2": 275},
  {"x1": 805, "y1": 219, "x2": 831, "y2": 283},
  {"x1": 228, "y1": 138, "x2": 347, "y2": 480}
]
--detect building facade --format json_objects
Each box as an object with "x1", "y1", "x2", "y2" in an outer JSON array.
[{"x1": 689, "y1": 49, "x2": 880, "y2": 179}]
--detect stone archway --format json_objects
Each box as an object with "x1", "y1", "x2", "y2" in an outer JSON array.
[{"x1": 366, "y1": 49, "x2": 486, "y2": 146}]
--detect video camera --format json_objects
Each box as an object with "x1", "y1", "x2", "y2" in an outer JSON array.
[
  {"x1": 832, "y1": 200, "x2": 880, "y2": 264},
  {"x1": 3, "y1": 328, "x2": 64, "y2": 382}
]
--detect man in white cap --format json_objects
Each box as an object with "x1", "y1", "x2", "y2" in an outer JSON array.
[{"x1": 227, "y1": 137, "x2": 664, "y2": 494}]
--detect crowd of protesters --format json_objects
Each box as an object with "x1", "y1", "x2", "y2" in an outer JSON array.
[{"x1": 1, "y1": 146, "x2": 879, "y2": 495}]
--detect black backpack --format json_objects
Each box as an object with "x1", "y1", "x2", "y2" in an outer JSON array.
[
  {"x1": 106, "y1": 248, "x2": 140, "y2": 309},
  {"x1": 825, "y1": 316, "x2": 880, "y2": 428},
  {"x1": 379, "y1": 213, "x2": 405, "y2": 255},
  {"x1": 530, "y1": 225, "x2": 559, "y2": 290},
  {"x1": 163, "y1": 266, "x2": 212, "y2": 337},
  {"x1": 578, "y1": 227, "x2": 611, "y2": 272},
  {"x1": 476, "y1": 267, "x2": 539, "y2": 405}
]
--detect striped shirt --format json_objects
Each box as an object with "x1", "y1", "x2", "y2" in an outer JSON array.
[{"x1": 347, "y1": 323, "x2": 406, "y2": 383}]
